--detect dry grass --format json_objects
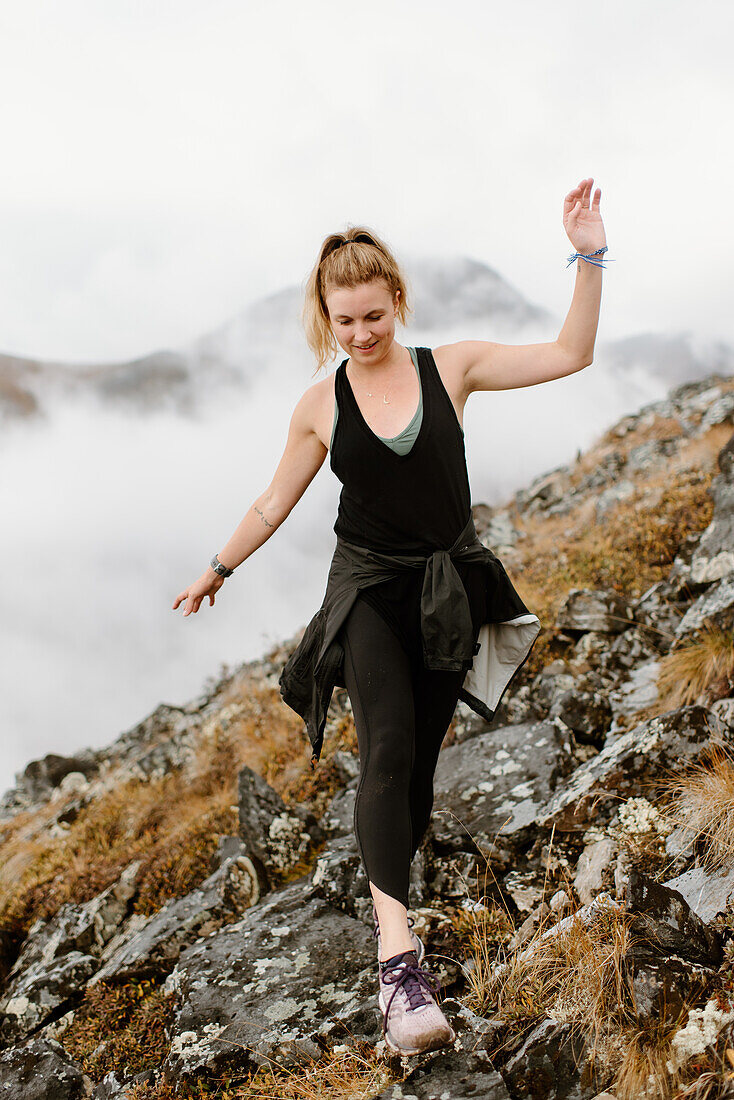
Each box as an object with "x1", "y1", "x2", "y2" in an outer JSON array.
[
  {"x1": 500, "y1": 461, "x2": 717, "y2": 687},
  {"x1": 63, "y1": 978, "x2": 410, "y2": 1100},
  {"x1": 206, "y1": 1045, "x2": 399, "y2": 1100},
  {"x1": 0, "y1": 680, "x2": 351, "y2": 943},
  {"x1": 656, "y1": 623, "x2": 734, "y2": 712},
  {"x1": 120, "y1": 1042, "x2": 405, "y2": 1100},
  {"x1": 612, "y1": 1016, "x2": 685, "y2": 1100},
  {"x1": 442, "y1": 809, "x2": 734, "y2": 1100},
  {"x1": 62, "y1": 976, "x2": 177, "y2": 1083},
  {"x1": 659, "y1": 743, "x2": 734, "y2": 873}
]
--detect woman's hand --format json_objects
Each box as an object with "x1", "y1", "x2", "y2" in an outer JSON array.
[
  {"x1": 172, "y1": 570, "x2": 225, "y2": 616},
  {"x1": 563, "y1": 177, "x2": 607, "y2": 257}
]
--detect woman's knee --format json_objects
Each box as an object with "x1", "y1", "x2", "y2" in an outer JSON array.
[{"x1": 359, "y1": 733, "x2": 414, "y2": 788}]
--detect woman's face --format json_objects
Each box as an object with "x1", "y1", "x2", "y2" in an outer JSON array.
[{"x1": 325, "y1": 278, "x2": 400, "y2": 364}]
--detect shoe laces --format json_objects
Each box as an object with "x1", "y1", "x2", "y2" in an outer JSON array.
[{"x1": 381, "y1": 957, "x2": 442, "y2": 1028}]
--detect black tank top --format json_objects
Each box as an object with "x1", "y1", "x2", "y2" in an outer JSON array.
[
  {"x1": 330, "y1": 346, "x2": 487, "y2": 661},
  {"x1": 331, "y1": 346, "x2": 472, "y2": 552}
]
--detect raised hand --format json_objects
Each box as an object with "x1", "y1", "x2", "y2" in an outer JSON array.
[{"x1": 563, "y1": 177, "x2": 607, "y2": 257}]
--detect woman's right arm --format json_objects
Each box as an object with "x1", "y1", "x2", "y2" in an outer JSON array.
[{"x1": 172, "y1": 387, "x2": 328, "y2": 617}]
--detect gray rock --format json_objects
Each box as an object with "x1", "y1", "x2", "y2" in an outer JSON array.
[
  {"x1": 321, "y1": 780, "x2": 358, "y2": 839},
  {"x1": 675, "y1": 576, "x2": 734, "y2": 637},
  {"x1": 237, "y1": 764, "x2": 321, "y2": 884},
  {"x1": 574, "y1": 838, "x2": 618, "y2": 905},
  {"x1": 308, "y1": 833, "x2": 369, "y2": 921},
  {"x1": 689, "y1": 472, "x2": 734, "y2": 585},
  {"x1": 0, "y1": 1038, "x2": 93, "y2": 1099},
  {"x1": 549, "y1": 686, "x2": 612, "y2": 745},
  {"x1": 664, "y1": 863, "x2": 734, "y2": 923},
  {"x1": 537, "y1": 706, "x2": 727, "y2": 832},
  {"x1": 530, "y1": 665, "x2": 578, "y2": 714},
  {"x1": 22, "y1": 750, "x2": 100, "y2": 798},
  {"x1": 332, "y1": 749, "x2": 360, "y2": 785},
  {"x1": 88, "y1": 852, "x2": 260, "y2": 986},
  {"x1": 0, "y1": 950, "x2": 97, "y2": 1042},
  {"x1": 631, "y1": 958, "x2": 706, "y2": 1028},
  {"x1": 624, "y1": 868, "x2": 723, "y2": 967},
  {"x1": 5, "y1": 861, "x2": 143, "y2": 985},
  {"x1": 711, "y1": 696, "x2": 734, "y2": 731},
  {"x1": 700, "y1": 391, "x2": 734, "y2": 431},
  {"x1": 432, "y1": 719, "x2": 576, "y2": 850},
  {"x1": 502, "y1": 869, "x2": 547, "y2": 915},
  {"x1": 160, "y1": 878, "x2": 381, "y2": 1084},
  {"x1": 555, "y1": 589, "x2": 634, "y2": 636},
  {"x1": 607, "y1": 658, "x2": 660, "y2": 730},
  {"x1": 628, "y1": 583, "x2": 686, "y2": 654},
  {"x1": 372, "y1": 1048, "x2": 511, "y2": 1098},
  {"x1": 480, "y1": 508, "x2": 521, "y2": 552},
  {"x1": 91, "y1": 1069, "x2": 157, "y2": 1098},
  {"x1": 626, "y1": 437, "x2": 682, "y2": 474},
  {"x1": 595, "y1": 478, "x2": 635, "y2": 519},
  {"x1": 515, "y1": 466, "x2": 573, "y2": 515},
  {"x1": 502, "y1": 1016, "x2": 609, "y2": 1098},
  {"x1": 577, "y1": 452, "x2": 626, "y2": 494}
]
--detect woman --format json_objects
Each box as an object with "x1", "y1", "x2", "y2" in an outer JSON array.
[{"x1": 173, "y1": 177, "x2": 608, "y2": 1056}]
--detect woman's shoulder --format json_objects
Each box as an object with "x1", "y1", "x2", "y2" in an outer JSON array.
[{"x1": 298, "y1": 367, "x2": 340, "y2": 451}]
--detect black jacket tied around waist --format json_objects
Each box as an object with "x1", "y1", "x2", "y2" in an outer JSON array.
[{"x1": 278, "y1": 511, "x2": 541, "y2": 769}]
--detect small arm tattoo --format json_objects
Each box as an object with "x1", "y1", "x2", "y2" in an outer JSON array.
[{"x1": 254, "y1": 505, "x2": 275, "y2": 528}]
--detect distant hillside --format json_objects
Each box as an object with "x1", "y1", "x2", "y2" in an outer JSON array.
[{"x1": 3, "y1": 254, "x2": 732, "y2": 425}]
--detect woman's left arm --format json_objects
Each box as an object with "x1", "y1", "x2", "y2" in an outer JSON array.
[{"x1": 438, "y1": 177, "x2": 608, "y2": 393}]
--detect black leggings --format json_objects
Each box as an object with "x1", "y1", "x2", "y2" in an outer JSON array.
[{"x1": 340, "y1": 594, "x2": 468, "y2": 910}]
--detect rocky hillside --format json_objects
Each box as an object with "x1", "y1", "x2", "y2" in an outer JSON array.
[{"x1": 1, "y1": 372, "x2": 734, "y2": 1099}]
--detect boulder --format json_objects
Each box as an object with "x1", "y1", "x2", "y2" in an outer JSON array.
[
  {"x1": 432, "y1": 719, "x2": 577, "y2": 852},
  {"x1": 537, "y1": 706, "x2": 727, "y2": 832},
  {"x1": 89, "y1": 851, "x2": 259, "y2": 986},
  {"x1": 237, "y1": 764, "x2": 322, "y2": 886},
  {"x1": 623, "y1": 868, "x2": 723, "y2": 968},
  {"x1": 664, "y1": 863, "x2": 734, "y2": 924},
  {"x1": 555, "y1": 589, "x2": 634, "y2": 636},
  {"x1": 502, "y1": 1017, "x2": 609, "y2": 1098},
  {"x1": 0, "y1": 951, "x2": 97, "y2": 1042},
  {"x1": 161, "y1": 878, "x2": 381, "y2": 1084},
  {"x1": 372, "y1": 1048, "x2": 511, "y2": 1098},
  {"x1": 0, "y1": 1038, "x2": 93, "y2": 1100}
]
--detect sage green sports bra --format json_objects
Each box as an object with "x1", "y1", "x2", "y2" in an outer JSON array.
[{"x1": 330, "y1": 346, "x2": 423, "y2": 456}]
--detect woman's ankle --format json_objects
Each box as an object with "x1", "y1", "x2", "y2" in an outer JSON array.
[{"x1": 379, "y1": 939, "x2": 416, "y2": 963}]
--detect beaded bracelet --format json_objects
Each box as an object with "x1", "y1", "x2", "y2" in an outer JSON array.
[{"x1": 566, "y1": 245, "x2": 613, "y2": 269}]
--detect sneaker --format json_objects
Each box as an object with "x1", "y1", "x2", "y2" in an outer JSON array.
[
  {"x1": 372, "y1": 903, "x2": 425, "y2": 965},
  {"x1": 378, "y1": 949, "x2": 456, "y2": 1057}
]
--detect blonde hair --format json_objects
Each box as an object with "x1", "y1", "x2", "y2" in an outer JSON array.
[{"x1": 302, "y1": 225, "x2": 413, "y2": 376}]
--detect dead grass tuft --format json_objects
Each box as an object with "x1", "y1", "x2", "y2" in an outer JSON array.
[
  {"x1": 656, "y1": 622, "x2": 734, "y2": 712},
  {"x1": 659, "y1": 743, "x2": 734, "y2": 873}
]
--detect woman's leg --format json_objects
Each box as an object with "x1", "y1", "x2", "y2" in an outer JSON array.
[
  {"x1": 341, "y1": 595, "x2": 417, "y2": 960},
  {"x1": 408, "y1": 662, "x2": 467, "y2": 861}
]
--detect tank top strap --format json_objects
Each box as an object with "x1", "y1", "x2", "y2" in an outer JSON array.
[{"x1": 418, "y1": 346, "x2": 464, "y2": 440}]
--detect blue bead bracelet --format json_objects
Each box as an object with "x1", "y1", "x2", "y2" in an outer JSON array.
[{"x1": 566, "y1": 245, "x2": 613, "y2": 269}]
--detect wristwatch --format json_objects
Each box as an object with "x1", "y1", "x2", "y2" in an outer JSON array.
[{"x1": 210, "y1": 554, "x2": 234, "y2": 578}]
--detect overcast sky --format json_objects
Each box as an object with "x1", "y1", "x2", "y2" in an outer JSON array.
[{"x1": 1, "y1": 0, "x2": 733, "y2": 365}]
